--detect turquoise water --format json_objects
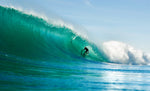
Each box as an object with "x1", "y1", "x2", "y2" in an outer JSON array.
[{"x1": 0, "y1": 6, "x2": 150, "y2": 90}]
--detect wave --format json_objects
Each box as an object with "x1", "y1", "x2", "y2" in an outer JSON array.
[
  {"x1": 0, "y1": 6, "x2": 107, "y2": 63},
  {"x1": 0, "y1": 6, "x2": 149, "y2": 65}
]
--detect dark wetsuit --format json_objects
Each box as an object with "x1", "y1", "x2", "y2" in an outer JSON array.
[{"x1": 84, "y1": 47, "x2": 89, "y2": 53}]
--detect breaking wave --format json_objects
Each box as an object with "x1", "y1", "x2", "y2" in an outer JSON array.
[{"x1": 0, "y1": 6, "x2": 149, "y2": 65}]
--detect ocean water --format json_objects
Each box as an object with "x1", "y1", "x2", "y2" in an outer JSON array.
[{"x1": 0, "y1": 6, "x2": 150, "y2": 90}]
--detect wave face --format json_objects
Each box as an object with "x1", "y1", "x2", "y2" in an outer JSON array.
[{"x1": 0, "y1": 6, "x2": 107, "y2": 62}]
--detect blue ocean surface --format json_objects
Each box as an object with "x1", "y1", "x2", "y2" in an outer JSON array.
[{"x1": 0, "y1": 6, "x2": 150, "y2": 90}]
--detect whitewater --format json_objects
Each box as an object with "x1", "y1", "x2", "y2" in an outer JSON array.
[{"x1": 0, "y1": 6, "x2": 150, "y2": 90}]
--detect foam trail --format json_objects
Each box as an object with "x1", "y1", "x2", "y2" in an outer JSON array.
[{"x1": 102, "y1": 41, "x2": 150, "y2": 65}]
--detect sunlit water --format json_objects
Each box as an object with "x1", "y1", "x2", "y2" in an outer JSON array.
[{"x1": 0, "y1": 54, "x2": 150, "y2": 90}]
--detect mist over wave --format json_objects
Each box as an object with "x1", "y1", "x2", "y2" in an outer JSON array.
[{"x1": 103, "y1": 41, "x2": 150, "y2": 65}]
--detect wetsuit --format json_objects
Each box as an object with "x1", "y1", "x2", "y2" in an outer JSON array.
[{"x1": 84, "y1": 47, "x2": 89, "y2": 53}]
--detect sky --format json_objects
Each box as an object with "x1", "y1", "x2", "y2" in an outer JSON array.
[{"x1": 1, "y1": 0, "x2": 150, "y2": 53}]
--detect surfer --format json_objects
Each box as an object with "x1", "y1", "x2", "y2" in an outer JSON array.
[{"x1": 81, "y1": 47, "x2": 89, "y2": 56}]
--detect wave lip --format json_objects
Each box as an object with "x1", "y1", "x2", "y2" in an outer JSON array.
[{"x1": 103, "y1": 41, "x2": 150, "y2": 65}]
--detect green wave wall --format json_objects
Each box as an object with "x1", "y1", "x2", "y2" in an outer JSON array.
[{"x1": 0, "y1": 6, "x2": 107, "y2": 62}]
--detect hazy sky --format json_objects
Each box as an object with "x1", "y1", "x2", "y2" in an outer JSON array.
[{"x1": 1, "y1": 0, "x2": 150, "y2": 52}]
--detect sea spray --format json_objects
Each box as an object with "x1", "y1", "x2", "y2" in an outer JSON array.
[{"x1": 102, "y1": 41, "x2": 150, "y2": 65}]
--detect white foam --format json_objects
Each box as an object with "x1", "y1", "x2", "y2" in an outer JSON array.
[{"x1": 102, "y1": 41, "x2": 150, "y2": 65}]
